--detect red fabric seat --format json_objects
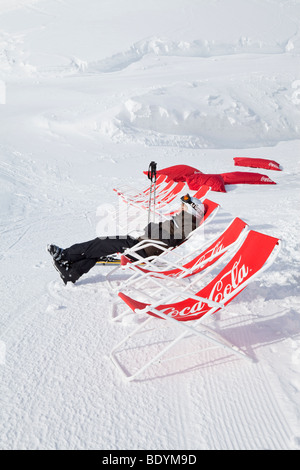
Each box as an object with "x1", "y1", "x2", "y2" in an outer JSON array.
[
  {"x1": 234, "y1": 157, "x2": 281, "y2": 171},
  {"x1": 221, "y1": 171, "x2": 276, "y2": 185},
  {"x1": 187, "y1": 173, "x2": 226, "y2": 192},
  {"x1": 144, "y1": 164, "x2": 201, "y2": 182}
]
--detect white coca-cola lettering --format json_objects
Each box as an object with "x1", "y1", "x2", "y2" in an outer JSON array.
[
  {"x1": 261, "y1": 176, "x2": 272, "y2": 182},
  {"x1": 159, "y1": 256, "x2": 249, "y2": 318},
  {"x1": 209, "y1": 257, "x2": 249, "y2": 303},
  {"x1": 169, "y1": 239, "x2": 226, "y2": 279},
  {"x1": 193, "y1": 239, "x2": 225, "y2": 269},
  {"x1": 159, "y1": 300, "x2": 207, "y2": 319},
  {"x1": 159, "y1": 307, "x2": 178, "y2": 317}
]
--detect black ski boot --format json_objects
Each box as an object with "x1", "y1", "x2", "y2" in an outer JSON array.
[
  {"x1": 47, "y1": 244, "x2": 80, "y2": 285},
  {"x1": 52, "y1": 260, "x2": 81, "y2": 285},
  {"x1": 47, "y1": 244, "x2": 64, "y2": 262}
]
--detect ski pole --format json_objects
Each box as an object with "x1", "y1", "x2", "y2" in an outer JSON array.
[
  {"x1": 152, "y1": 164, "x2": 157, "y2": 223},
  {"x1": 147, "y1": 161, "x2": 155, "y2": 223},
  {"x1": 147, "y1": 161, "x2": 157, "y2": 224}
]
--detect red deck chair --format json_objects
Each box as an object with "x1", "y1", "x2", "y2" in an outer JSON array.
[
  {"x1": 110, "y1": 180, "x2": 186, "y2": 234},
  {"x1": 109, "y1": 189, "x2": 215, "y2": 241},
  {"x1": 152, "y1": 194, "x2": 218, "y2": 228},
  {"x1": 114, "y1": 180, "x2": 187, "y2": 230},
  {"x1": 106, "y1": 198, "x2": 220, "y2": 282},
  {"x1": 110, "y1": 230, "x2": 281, "y2": 380},
  {"x1": 125, "y1": 180, "x2": 186, "y2": 210},
  {"x1": 113, "y1": 174, "x2": 167, "y2": 202},
  {"x1": 116, "y1": 177, "x2": 178, "y2": 205},
  {"x1": 185, "y1": 198, "x2": 220, "y2": 239},
  {"x1": 193, "y1": 185, "x2": 211, "y2": 200},
  {"x1": 125, "y1": 183, "x2": 211, "y2": 213},
  {"x1": 109, "y1": 218, "x2": 248, "y2": 322},
  {"x1": 108, "y1": 217, "x2": 248, "y2": 291},
  {"x1": 115, "y1": 179, "x2": 211, "y2": 218},
  {"x1": 157, "y1": 197, "x2": 220, "y2": 240},
  {"x1": 158, "y1": 185, "x2": 211, "y2": 219},
  {"x1": 155, "y1": 181, "x2": 186, "y2": 207}
]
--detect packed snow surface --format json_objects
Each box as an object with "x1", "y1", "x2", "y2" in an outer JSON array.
[{"x1": 0, "y1": 0, "x2": 300, "y2": 450}]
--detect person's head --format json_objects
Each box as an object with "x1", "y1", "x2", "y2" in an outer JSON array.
[{"x1": 180, "y1": 193, "x2": 204, "y2": 219}]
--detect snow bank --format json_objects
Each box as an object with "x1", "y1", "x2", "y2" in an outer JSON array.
[
  {"x1": 99, "y1": 76, "x2": 300, "y2": 148},
  {"x1": 86, "y1": 35, "x2": 300, "y2": 74}
]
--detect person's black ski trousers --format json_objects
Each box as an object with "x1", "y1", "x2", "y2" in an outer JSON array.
[{"x1": 62, "y1": 235, "x2": 140, "y2": 280}]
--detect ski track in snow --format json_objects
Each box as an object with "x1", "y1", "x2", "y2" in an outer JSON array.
[{"x1": 0, "y1": 0, "x2": 300, "y2": 450}]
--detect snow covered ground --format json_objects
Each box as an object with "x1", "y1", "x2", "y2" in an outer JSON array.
[{"x1": 0, "y1": 0, "x2": 300, "y2": 450}]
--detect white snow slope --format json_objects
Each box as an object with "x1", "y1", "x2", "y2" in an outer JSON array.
[{"x1": 0, "y1": 0, "x2": 300, "y2": 450}]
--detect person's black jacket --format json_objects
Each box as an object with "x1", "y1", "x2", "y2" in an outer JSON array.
[{"x1": 137, "y1": 210, "x2": 199, "y2": 257}]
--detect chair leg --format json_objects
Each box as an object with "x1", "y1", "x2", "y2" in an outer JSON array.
[
  {"x1": 110, "y1": 317, "x2": 154, "y2": 381},
  {"x1": 110, "y1": 308, "x2": 255, "y2": 381}
]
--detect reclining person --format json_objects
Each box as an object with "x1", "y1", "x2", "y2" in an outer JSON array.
[{"x1": 47, "y1": 194, "x2": 205, "y2": 284}]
